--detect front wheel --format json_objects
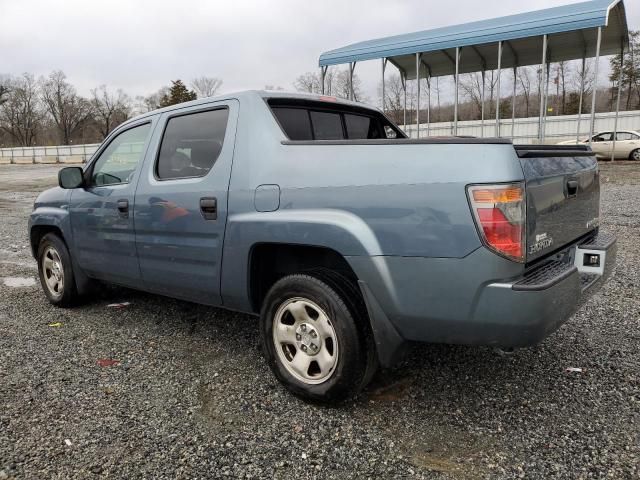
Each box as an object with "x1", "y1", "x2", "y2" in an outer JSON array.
[
  {"x1": 37, "y1": 233, "x2": 79, "y2": 307},
  {"x1": 260, "y1": 274, "x2": 375, "y2": 402},
  {"x1": 629, "y1": 149, "x2": 640, "y2": 161}
]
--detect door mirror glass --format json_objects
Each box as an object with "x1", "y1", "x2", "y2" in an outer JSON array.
[{"x1": 58, "y1": 167, "x2": 84, "y2": 189}]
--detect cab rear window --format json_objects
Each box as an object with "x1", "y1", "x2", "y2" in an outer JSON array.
[{"x1": 269, "y1": 99, "x2": 403, "y2": 141}]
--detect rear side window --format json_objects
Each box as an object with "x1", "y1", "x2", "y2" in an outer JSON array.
[
  {"x1": 309, "y1": 111, "x2": 343, "y2": 140},
  {"x1": 271, "y1": 107, "x2": 312, "y2": 140},
  {"x1": 345, "y1": 114, "x2": 381, "y2": 139},
  {"x1": 270, "y1": 100, "x2": 405, "y2": 141},
  {"x1": 156, "y1": 108, "x2": 229, "y2": 180}
]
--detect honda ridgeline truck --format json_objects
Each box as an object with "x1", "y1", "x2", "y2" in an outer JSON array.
[{"x1": 29, "y1": 91, "x2": 616, "y2": 401}]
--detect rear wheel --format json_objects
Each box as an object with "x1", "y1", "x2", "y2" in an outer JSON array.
[
  {"x1": 37, "y1": 233, "x2": 78, "y2": 307},
  {"x1": 629, "y1": 149, "x2": 640, "y2": 161},
  {"x1": 260, "y1": 273, "x2": 375, "y2": 402}
]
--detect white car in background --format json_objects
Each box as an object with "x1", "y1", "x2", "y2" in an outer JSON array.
[{"x1": 558, "y1": 130, "x2": 640, "y2": 160}]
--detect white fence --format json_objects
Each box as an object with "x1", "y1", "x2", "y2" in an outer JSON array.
[
  {"x1": 1, "y1": 110, "x2": 640, "y2": 164},
  {"x1": 402, "y1": 110, "x2": 640, "y2": 143},
  {"x1": 0, "y1": 144, "x2": 100, "y2": 164}
]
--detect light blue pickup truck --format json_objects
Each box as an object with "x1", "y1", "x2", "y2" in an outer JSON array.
[{"x1": 30, "y1": 91, "x2": 616, "y2": 401}]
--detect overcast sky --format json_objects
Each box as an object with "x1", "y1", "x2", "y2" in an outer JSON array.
[{"x1": 2, "y1": 0, "x2": 638, "y2": 104}]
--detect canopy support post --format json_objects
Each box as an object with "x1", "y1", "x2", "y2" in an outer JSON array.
[
  {"x1": 588, "y1": 27, "x2": 602, "y2": 146},
  {"x1": 511, "y1": 66, "x2": 517, "y2": 139},
  {"x1": 611, "y1": 40, "x2": 624, "y2": 162},
  {"x1": 538, "y1": 34, "x2": 548, "y2": 142},
  {"x1": 320, "y1": 66, "x2": 327, "y2": 95},
  {"x1": 400, "y1": 71, "x2": 407, "y2": 129},
  {"x1": 495, "y1": 41, "x2": 502, "y2": 137},
  {"x1": 416, "y1": 53, "x2": 421, "y2": 138},
  {"x1": 481, "y1": 70, "x2": 486, "y2": 137},
  {"x1": 542, "y1": 61, "x2": 551, "y2": 142},
  {"x1": 427, "y1": 75, "x2": 431, "y2": 137},
  {"x1": 454, "y1": 47, "x2": 460, "y2": 135},
  {"x1": 576, "y1": 55, "x2": 586, "y2": 143},
  {"x1": 381, "y1": 58, "x2": 387, "y2": 112},
  {"x1": 349, "y1": 62, "x2": 357, "y2": 101}
]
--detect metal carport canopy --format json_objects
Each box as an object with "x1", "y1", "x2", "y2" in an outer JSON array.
[{"x1": 318, "y1": 0, "x2": 628, "y2": 79}]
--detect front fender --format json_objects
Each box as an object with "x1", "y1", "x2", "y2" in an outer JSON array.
[{"x1": 29, "y1": 206, "x2": 72, "y2": 257}]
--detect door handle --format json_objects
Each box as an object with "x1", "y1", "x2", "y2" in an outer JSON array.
[
  {"x1": 200, "y1": 197, "x2": 217, "y2": 220},
  {"x1": 567, "y1": 180, "x2": 578, "y2": 197},
  {"x1": 117, "y1": 199, "x2": 129, "y2": 217}
]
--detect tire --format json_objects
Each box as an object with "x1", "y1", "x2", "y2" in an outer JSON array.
[
  {"x1": 260, "y1": 273, "x2": 376, "y2": 403},
  {"x1": 37, "y1": 233, "x2": 79, "y2": 307},
  {"x1": 629, "y1": 149, "x2": 640, "y2": 161}
]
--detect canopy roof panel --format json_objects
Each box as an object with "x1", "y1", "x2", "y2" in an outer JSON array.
[{"x1": 319, "y1": 0, "x2": 628, "y2": 79}]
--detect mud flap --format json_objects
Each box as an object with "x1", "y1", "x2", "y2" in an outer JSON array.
[{"x1": 358, "y1": 280, "x2": 406, "y2": 368}]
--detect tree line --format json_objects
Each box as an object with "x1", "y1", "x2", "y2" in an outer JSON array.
[
  {"x1": 0, "y1": 73, "x2": 222, "y2": 147},
  {"x1": 1, "y1": 32, "x2": 637, "y2": 147}
]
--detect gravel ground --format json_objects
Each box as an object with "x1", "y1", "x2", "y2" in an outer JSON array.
[{"x1": 0, "y1": 163, "x2": 638, "y2": 479}]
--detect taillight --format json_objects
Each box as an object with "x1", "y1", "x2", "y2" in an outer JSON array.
[{"x1": 467, "y1": 183, "x2": 525, "y2": 262}]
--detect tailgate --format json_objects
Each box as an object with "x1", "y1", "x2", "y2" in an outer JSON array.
[{"x1": 515, "y1": 145, "x2": 599, "y2": 262}]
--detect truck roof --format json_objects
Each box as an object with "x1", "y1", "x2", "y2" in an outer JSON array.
[{"x1": 126, "y1": 90, "x2": 380, "y2": 126}]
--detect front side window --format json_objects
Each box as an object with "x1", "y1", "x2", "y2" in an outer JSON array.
[
  {"x1": 593, "y1": 132, "x2": 612, "y2": 142},
  {"x1": 91, "y1": 123, "x2": 151, "y2": 186},
  {"x1": 156, "y1": 108, "x2": 229, "y2": 180}
]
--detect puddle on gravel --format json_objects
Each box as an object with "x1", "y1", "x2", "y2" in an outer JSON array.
[{"x1": 2, "y1": 276, "x2": 36, "y2": 287}]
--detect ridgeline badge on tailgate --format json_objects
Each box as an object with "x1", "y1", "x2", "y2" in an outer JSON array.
[{"x1": 529, "y1": 232, "x2": 554, "y2": 255}]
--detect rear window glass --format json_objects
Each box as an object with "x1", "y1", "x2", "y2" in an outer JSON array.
[{"x1": 309, "y1": 111, "x2": 343, "y2": 140}]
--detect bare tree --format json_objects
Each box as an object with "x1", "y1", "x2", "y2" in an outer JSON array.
[
  {"x1": 517, "y1": 67, "x2": 536, "y2": 117},
  {"x1": 0, "y1": 74, "x2": 43, "y2": 146},
  {"x1": 378, "y1": 74, "x2": 407, "y2": 124},
  {"x1": 459, "y1": 70, "x2": 500, "y2": 119},
  {"x1": 333, "y1": 69, "x2": 366, "y2": 102},
  {"x1": 0, "y1": 77, "x2": 9, "y2": 106},
  {"x1": 555, "y1": 61, "x2": 569, "y2": 114},
  {"x1": 136, "y1": 87, "x2": 169, "y2": 114},
  {"x1": 191, "y1": 76, "x2": 223, "y2": 98},
  {"x1": 294, "y1": 69, "x2": 366, "y2": 102},
  {"x1": 293, "y1": 72, "x2": 322, "y2": 94},
  {"x1": 570, "y1": 59, "x2": 594, "y2": 112},
  {"x1": 91, "y1": 85, "x2": 131, "y2": 139},
  {"x1": 41, "y1": 71, "x2": 93, "y2": 144}
]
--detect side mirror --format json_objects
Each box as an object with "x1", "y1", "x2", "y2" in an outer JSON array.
[{"x1": 58, "y1": 167, "x2": 85, "y2": 189}]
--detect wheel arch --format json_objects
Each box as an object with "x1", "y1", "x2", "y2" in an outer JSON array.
[
  {"x1": 30, "y1": 224, "x2": 66, "y2": 258},
  {"x1": 248, "y1": 242, "x2": 359, "y2": 314}
]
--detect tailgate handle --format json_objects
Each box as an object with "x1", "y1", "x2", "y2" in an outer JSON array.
[{"x1": 567, "y1": 180, "x2": 578, "y2": 197}]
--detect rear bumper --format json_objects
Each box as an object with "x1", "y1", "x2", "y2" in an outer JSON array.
[
  {"x1": 350, "y1": 232, "x2": 617, "y2": 359},
  {"x1": 472, "y1": 233, "x2": 616, "y2": 347}
]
